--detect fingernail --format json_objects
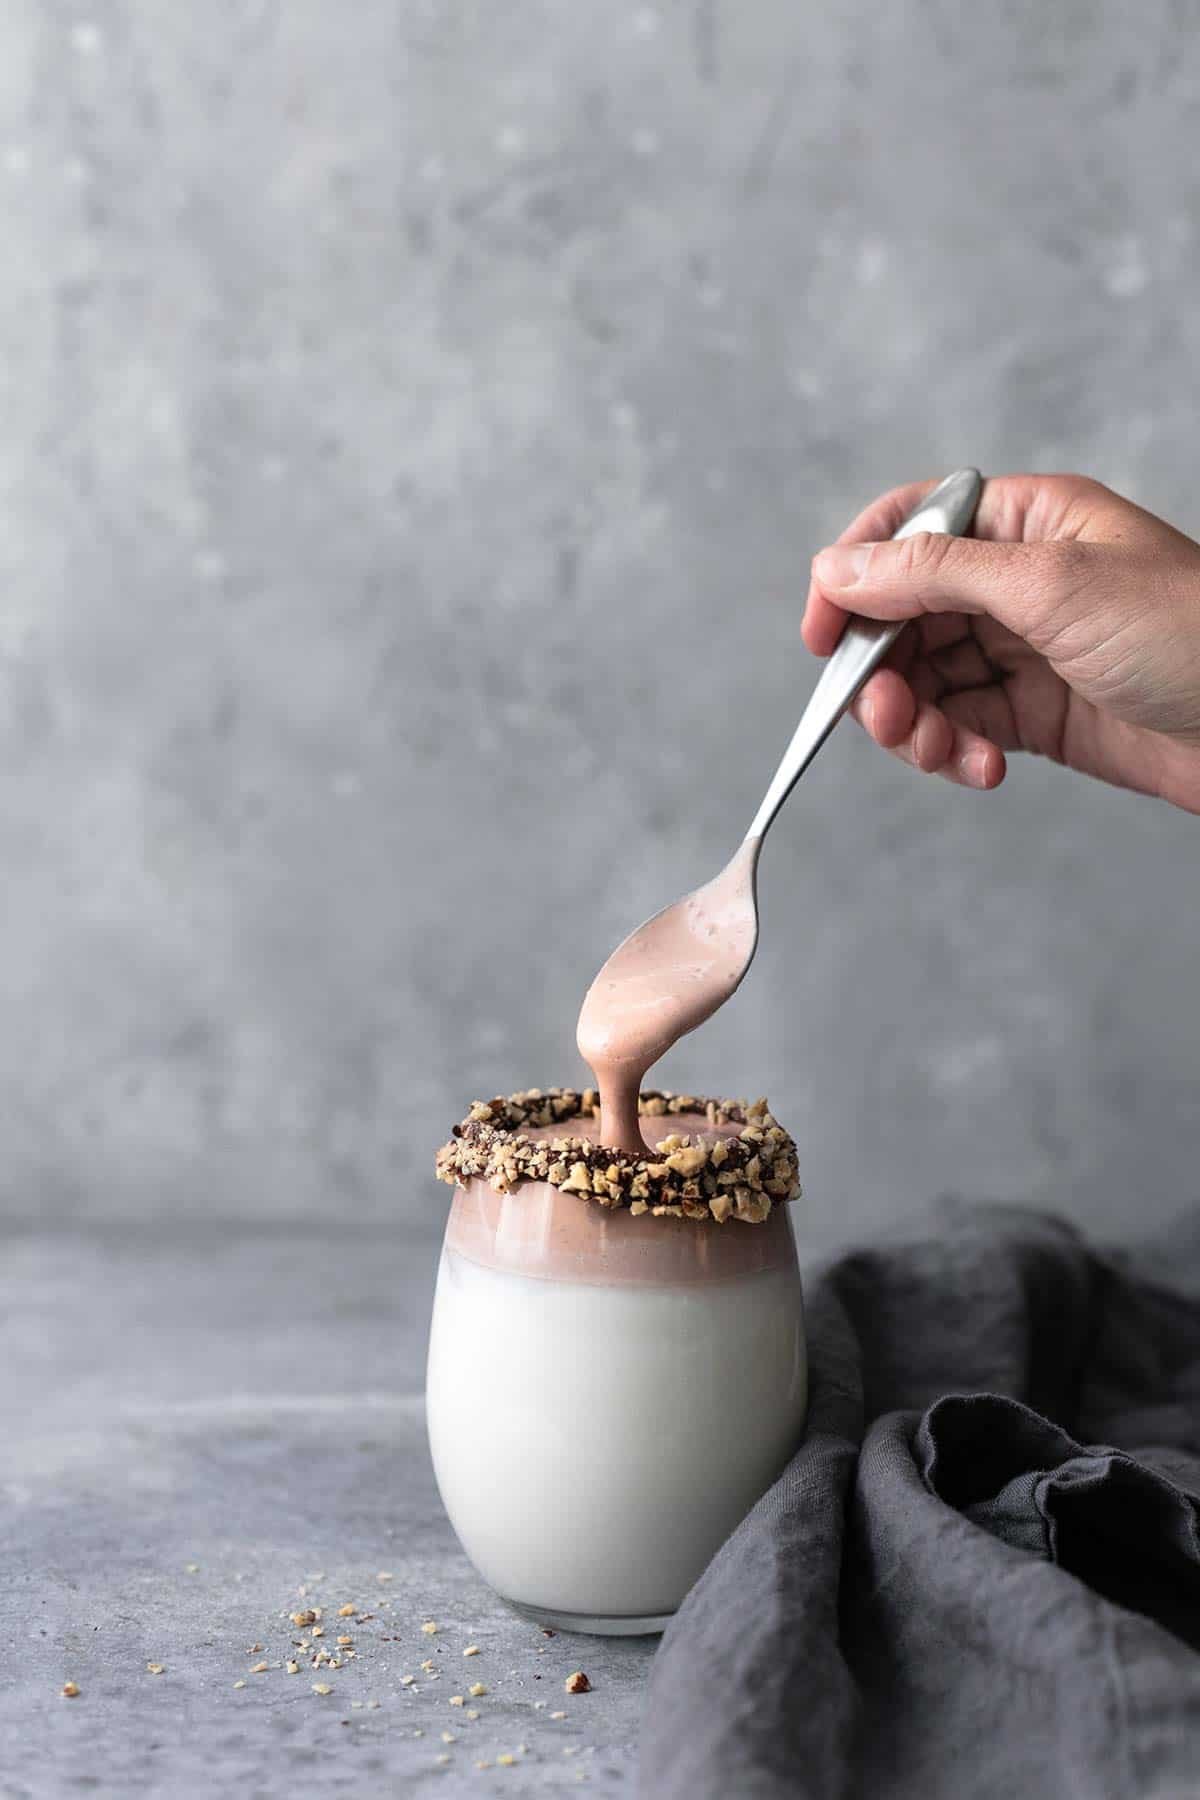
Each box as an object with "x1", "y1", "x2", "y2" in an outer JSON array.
[
  {"x1": 966, "y1": 748, "x2": 991, "y2": 786},
  {"x1": 812, "y1": 543, "x2": 874, "y2": 587}
]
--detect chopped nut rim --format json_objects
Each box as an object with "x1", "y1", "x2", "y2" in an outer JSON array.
[{"x1": 436, "y1": 1088, "x2": 800, "y2": 1225}]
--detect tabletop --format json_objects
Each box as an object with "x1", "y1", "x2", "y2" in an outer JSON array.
[{"x1": 2, "y1": 1221, "x2": 656, "y2": 1797}]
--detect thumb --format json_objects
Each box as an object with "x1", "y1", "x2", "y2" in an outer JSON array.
[{"x1": 811, "y1": 531, "x2": 1092, "y2": 647}]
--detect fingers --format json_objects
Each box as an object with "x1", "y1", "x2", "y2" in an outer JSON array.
[
  {"x1": 803, "y1": 481, "x2": 936, "y2": 657},
  {"x1": 851, "y1": 668, "x2": 916, "y2": 747},
  {"x1": 940, "y1": 685, "x2": 1021, "y2": 751},
  {"x1": 811, "y1": 532, "x2": 1021, "y2": 619},
  {"x1": 802, "y1": 582, "x2": 856, "y2": 656},
  {"x1": 808, "y1": 530, "x2": 1099, "y2": 655},
  {"x1": 851, "y1": 670, "x2": 1007, "y2": 789}
]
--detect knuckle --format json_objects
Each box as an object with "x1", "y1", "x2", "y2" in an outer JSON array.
[
  {"x1": 1042, "y1": 473, "x2": 1106, "y2": 505},
  {"x1": 1067, "y1": 474, "x2": 1117, "y2": 509},
  {"x1": 1040, "y1": 473, "x2": 1116, "y2": 534},
  {"x1": 894, "y1": 530, "x2": 950, "y2": 581}
]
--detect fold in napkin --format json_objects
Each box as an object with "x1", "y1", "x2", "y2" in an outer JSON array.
[{"x1": 639, "y1": 1204, "x2": 1200, "y2": 1800}]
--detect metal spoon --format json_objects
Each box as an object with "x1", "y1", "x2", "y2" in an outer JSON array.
[{"x1": 577, "y1": 469, "x2": 983, "y2": 1122}]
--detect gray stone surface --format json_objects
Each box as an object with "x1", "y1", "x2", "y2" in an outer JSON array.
[
  {"x1": 2, "y1": 1224, "x2": 653, "y2": 1797},
  {"x1": 2, "y1": 0, "x2": 1200, "y2": 1250}
]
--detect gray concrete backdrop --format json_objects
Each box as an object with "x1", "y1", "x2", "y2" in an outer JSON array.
[{"x1": 3, "y1": 0, "x2": 1200, "y2": 1250}]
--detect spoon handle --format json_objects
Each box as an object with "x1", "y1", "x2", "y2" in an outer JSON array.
[{"x1": 745, "y1": 468, "x2": 983, "y2": 844}]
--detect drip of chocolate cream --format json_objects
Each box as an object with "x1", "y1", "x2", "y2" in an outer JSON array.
[{"x1": 575, "y1": 839, "x2": 759, "y2": 1154}]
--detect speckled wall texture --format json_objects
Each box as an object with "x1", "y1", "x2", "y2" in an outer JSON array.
[{"x1": 2, "y1": 1, "x2": 1199, "y2": 1247}]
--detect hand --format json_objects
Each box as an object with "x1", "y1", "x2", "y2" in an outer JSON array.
[{"x1": 803, "y1": 474, "x2": 1200, "y2": 814}]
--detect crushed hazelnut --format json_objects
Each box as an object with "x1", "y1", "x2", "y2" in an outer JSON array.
[
  {"x1": 437, "y1": 1089, "x2": 798, "y2": 1222},
  {"x1": 449, "y1": 1695, "x2": 465, "y2": 1707},
  {"x1": 564, "y1": 1671, "x2": 591, "y2": 1694},
  {"x1": 421, "y1": 1620, "x2": 439, "y2": 1635},
  {"x1": 312, "y1": 1683, "x2": 333, "y2": 1696},
  {"x1": 146, "y1": 1663, "x2": 165, "y2": 1676},
  {"x1": 291, "y1": 1610, "x2": 317, "y2": 1627},
  {"x1": 336, "y1": 1635, "x2": 353, "y2": 1647},
  {"x1": 61, "y1": 1682, "x2": 80, "y2": 1699},
  {"x1": 442, "y1": 1731, "x2": 456, "y2": 1743},
  {"x1": 468, "y1": 1681, "x2": 487, "y2": 1697},
  {"x1": 249, "y1": 1662, "x2": 269, "y2": 1674},
  {"x1": 337, "y1": 1603, "x2": 356, "y2": 1617},
  {"x1": 286, "y1": 1662, "x2": 300, "y2": 1675},
  {"x1": 463, "y1": 1645, "x2": 480, "y2": 1657},
  {"x1": 550, "y1": 1710, "x2": 566, "y2": 1720}
]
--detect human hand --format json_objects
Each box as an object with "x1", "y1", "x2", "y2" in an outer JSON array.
[{"x1": 803, "y1": 475, "x2": 1200, "y2": 814}]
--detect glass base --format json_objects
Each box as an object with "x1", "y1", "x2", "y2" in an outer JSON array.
[{"x1": 503, "y1": 1596, "x2": 673, "y2": 1637}]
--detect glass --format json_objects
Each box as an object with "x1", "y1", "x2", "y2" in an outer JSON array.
[{"x1": 426, "y1": 1172, "x2": 807, "y2": 1635}]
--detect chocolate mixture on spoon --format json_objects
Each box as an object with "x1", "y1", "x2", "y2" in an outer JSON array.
[{"x1": 576, "y1": 839, "x2": 758, "y2": 1154}]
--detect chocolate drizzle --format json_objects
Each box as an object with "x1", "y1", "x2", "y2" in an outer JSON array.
[{"x1": 435, "y1": 1087, "x2": 801, "y2": 1225}]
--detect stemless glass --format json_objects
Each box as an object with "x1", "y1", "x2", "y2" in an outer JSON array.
[{"x1": 427, "y1": 1098, "x2": 807, "y2": 1635}]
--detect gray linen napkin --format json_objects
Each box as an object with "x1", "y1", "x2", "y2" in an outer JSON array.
[{"x1": 639, "y1": 1203, "x2": 1200, "y2": 1799}]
